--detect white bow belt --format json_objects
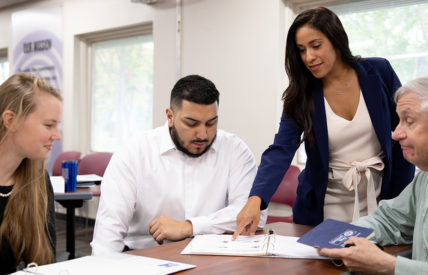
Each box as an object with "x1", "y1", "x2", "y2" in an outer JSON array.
[{"x1": 336, "y1": 156, "x2": 384, "y2": 221}]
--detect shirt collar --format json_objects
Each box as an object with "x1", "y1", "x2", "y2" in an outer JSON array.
[{"x1": 159, "y1": 122, "x2": 176, "y2": 155}]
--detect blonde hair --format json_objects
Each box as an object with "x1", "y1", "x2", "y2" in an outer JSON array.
[{"x1": 0, "y1": 73, "x2": 61, "y2": 266}]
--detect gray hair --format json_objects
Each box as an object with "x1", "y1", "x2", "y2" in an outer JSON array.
[{"x1": 394, "y1": 76, "x2": 428, "y2": 110}]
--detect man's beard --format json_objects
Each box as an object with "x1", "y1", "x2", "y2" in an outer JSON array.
[{"x1": 170, "y1": 125, "x2": 216, "y2": 158}]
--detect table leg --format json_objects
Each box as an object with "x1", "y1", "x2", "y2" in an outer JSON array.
[
  {"x1": 66, "y1": 206, "x2": 76, "y2": 259},
  {"x1": 58, "y1": 200, "x2": 83, "y2": 260}
]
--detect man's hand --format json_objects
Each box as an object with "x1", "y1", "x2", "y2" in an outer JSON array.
[
  {"x1": 232, "y1": 196, "x2": 262, "y2": 240},
  {"x1": 320, "y1": 237, "x2": 396, "y2": 274},
  {"x1": 149, "y1": 216, "x2": 193, "y2": 245}
]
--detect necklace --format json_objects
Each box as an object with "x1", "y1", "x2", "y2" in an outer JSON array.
[
  {"x1": 0, "y1": 190, "x2": 12, "y2": 197},
  {"x1": 335, "y1": 82, "x2": 349, "y2": 96}
]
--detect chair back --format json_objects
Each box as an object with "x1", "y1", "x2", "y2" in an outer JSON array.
[
  {"x1": 266, "y1": 165, "x2": 300, "y2": 224},
  {"x1": 270, "y1": 165, "x2": 300, "y2": 206},
  {"x1": 52, "y1": 151, "x2": 81, "y2": 176},
  {"x1": 77, "y1": 153, "x2": 113, "y2": 177}
]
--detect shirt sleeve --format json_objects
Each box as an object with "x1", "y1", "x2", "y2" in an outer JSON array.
[
  {"x1": 91, "y1": 147, "x2": 138, "y2": 255},
  {"x1": 395, "y1": 256, "x2": 428, "y2": 275},
  {"x1": 249, "y1": 114, "x2": 301, "y2": 209},
  {"x1": 189, "y1": 136, "x2": 266, "y2": 235},
  {"x1": 354, "y1": 177, "x2": 417, "y2": 246},
  {"x1": 354, "y1": 171, "x2": 428, "y2": 274}
]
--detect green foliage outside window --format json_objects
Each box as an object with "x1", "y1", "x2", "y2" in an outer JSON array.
[
  {"x1": 91, "y1": 35, "x2": 153, "y2": 152},
  {"x1": 335, "y1": 3, "x2": 428, "y2": 83}
]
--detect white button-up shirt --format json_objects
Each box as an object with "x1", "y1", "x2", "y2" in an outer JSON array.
[{"x1": 91, "y1": 124, "x2": 265, "y2": 255}]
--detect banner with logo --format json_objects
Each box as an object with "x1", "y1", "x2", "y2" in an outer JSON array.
[{"x1": 12, "y1": 4, "x2": 63, "y2": 173}]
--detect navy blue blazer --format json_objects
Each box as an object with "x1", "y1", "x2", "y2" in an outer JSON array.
[{"x1": 249, "y1": 58, "x2": 415, "y2": 226}]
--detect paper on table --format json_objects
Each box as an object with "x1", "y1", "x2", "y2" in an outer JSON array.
[
  {"x1": 182, "y1": 234, "x2": 268, "y2": 256},
  {"x1": 50, "y1": 174, "x2": 102, "y2": 191},
  {"x1": 12, "y1": 253, "x2": 196, "y2": 275},
  {"x1": 181, "y1": 234, "x2": 327, "y2": 259},
  {"x1": 270, "y1": 235, "x2": 327, "y2": 259},
  {"x1": 50, "y1": 176, "x2": 64, "y2": 193},
  {"x1": 77, "y1": 174, "x2": 103, "y2": 183}
]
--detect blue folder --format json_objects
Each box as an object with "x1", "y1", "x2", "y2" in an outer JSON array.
[{"x1": 297, "y1": 219, "x2": 374, "y2": 249}]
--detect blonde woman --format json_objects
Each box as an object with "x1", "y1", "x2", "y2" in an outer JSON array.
[{"x1": 0, "y1": 73, "x2": 62, "y2": 273}]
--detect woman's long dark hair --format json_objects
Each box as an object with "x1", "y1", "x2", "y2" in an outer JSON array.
[{"x1": 283, "y1": 7, "x2": 360, "y2": 146}]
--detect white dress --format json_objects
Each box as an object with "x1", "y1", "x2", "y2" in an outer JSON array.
[{"x1": 323, "y1": 91, "x2": 384, "y2": 222}]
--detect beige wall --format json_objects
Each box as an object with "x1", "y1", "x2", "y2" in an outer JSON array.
[
  {"x1": 180, "y1": 0, "x2": 287, "y2": 161},
  {"x1": 0, "y1": 0, "x2": 297, "y2": 162},
  {"x1": 62, "y1": 0, "x2": 291, "y2": 163},
  {"x1": 0, "y1": 0, "x2": 303, "y2": 218}
]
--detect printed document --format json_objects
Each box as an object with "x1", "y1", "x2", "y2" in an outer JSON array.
[
  {"x1": 181, "y1": 234, "x2": 327, "y2": 259},
  {"x1": 12, "y1": 253, "x2": 195, "y2": 275}
]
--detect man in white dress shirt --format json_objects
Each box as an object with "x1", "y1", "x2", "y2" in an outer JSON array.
[{"x1": 91, "y1": 75, "x2": 266, "y2": 254}]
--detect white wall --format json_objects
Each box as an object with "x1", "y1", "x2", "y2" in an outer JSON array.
[
  {"x1": 0, "y1": 0, "x2": 296, "y2": 163},
  {"x1": 0, "y1": 0, "x2": 60, "y2": 61},
  {"x1": 61, "y1": 0, "x2": 291, "y2": 163},
  {"x1": 180, "y1": 0, "x2": 287, "y2": 161},
  {"x1": 0, "y1": 0, "x2": 302, "y2": 218}
]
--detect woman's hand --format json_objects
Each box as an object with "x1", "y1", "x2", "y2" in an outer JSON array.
[{"x1": 232, "y1": 196, "x2": 262, "y2": 240}]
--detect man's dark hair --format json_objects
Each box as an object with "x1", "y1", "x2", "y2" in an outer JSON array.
[{"x1": 170, "y1": 75, "x2": 219, "y2": 110}]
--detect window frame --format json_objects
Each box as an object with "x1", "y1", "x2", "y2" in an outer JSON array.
[
  {"x1": 289, "y1": 0, "x2": 428, "y2": 15},
  {"x1": 0, "y1": 48, "x2": 7, "y2": 58},
  {"x1": 0, "y1": 48, "x2": 9, "y2": 83},
  {"x1": 75, "y1": 22, "x2": 153, "y2": 154}
]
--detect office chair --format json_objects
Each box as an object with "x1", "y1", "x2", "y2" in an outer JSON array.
[
  {"x1": 77, "y1": 152, "x2": 113, "y2": 177},
  {"x1": 266, "y1": 165, "x2": 300, "y2": 224},
  {"x1": 52, "y1": 151, "x2": 81, "y2": 176},
  {"x1": 76, "y1": 152, "x2": 112, "y2": 239}
]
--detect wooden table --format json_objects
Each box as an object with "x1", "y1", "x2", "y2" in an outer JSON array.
[{"x1": 129, "y1": 222, "x2": 411, "y2": 275}]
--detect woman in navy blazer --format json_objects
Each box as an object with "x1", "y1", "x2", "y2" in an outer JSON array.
[{"x1": 233, "y1": 7, "x2": 414, "y2": 235}]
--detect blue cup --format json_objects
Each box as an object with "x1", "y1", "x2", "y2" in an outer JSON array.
[{"x1": 62, "y1": 160, "x2": 77, "y2": 192}]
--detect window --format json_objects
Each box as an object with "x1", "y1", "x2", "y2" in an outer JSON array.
[
  {"x1": 328, "y1": 0, "x2": 428, "y2": 84},
  {"x1": 0, "y1": 49, "x2": 9, "y2": 84},
  {"x1": 77, "y1": 23, "x2": 153, "y2": 153},
  {"x1": 296, "y1": 0, "x2": 428, "y2": 164},
  {"x1": 90, "y1": 35, "x2": 153, "y2": 152}
]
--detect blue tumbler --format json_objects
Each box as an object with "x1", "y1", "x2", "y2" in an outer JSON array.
[{"x1": 62, "y1": 160, "x2": 77, "y2": 192}]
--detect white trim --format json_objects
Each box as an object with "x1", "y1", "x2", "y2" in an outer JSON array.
[
  {"x1": 77, "y1": 23, "x2": 153, "y2": 44},
  {"x1": 289, "y1": 0, "x2": 428, "y2": 12},
  {"x1": 327, "y1": 0, "x2": 427, "y2": 14},
  {"x1": 176, "y1": 0, "x2": 182, "y2": 79},
  {"x1": 287, "y1": 0, "x2": 349, "y2": 11}
]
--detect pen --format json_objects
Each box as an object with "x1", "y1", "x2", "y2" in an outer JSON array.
[{"x1": 344, "y1": 243, "x2": 384, "y2": 250}]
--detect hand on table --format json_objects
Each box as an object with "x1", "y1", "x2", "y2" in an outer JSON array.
[
  {"x1": 320, "y1": 236, "x2": 396, "y2": 274},
  {"x1": 232, "y1": 196, "x2": 262, "y2": 240},
  {"x1": 149, "y1": 216, "x2": 193, "y2": 245}
]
